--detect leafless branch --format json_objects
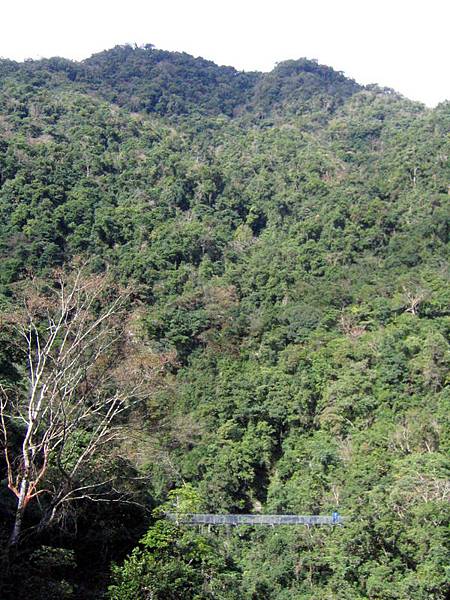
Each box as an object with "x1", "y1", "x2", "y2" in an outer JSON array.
[{"x1": 1, "y1": 267, "x2": 168, "y2": 545}]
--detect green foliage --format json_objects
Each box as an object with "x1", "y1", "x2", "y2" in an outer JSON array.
[
  {"x1": 0, "y1": 44, "x2": 448, "y2": 599},
  {"x1": 3, "y1": 546, "x2": 76, "y2": 600},
  {"x1": 109, "y1": 517, "x2": 239, "y2": 599}
]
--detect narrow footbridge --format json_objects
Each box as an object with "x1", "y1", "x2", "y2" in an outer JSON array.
[{"x1": 166, "y1": 513, "x2": 345, "y2": 526}]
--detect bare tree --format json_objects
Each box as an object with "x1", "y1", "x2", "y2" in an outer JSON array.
[
  {"x1": 0, "y1": 268, "x2": 165, "y2": 546},
  {"x1": 402, "y1": 285, "x2": 428, "y2": 316}
]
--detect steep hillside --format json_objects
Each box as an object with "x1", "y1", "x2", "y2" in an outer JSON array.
[{"x1": 0, "y1": 45, "x2": 448, "y2": 600}]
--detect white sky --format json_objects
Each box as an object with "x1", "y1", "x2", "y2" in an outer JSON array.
[{"x1": 1, "y1": 0, "x2": 449, "y2": 106}]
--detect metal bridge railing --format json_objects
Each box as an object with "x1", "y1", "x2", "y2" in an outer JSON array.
[{"x1": 166, "y1": 513, "x2": 345, "y2": 526}]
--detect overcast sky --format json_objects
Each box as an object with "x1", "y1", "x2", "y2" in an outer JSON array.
[{"x1": 1, "y1": 0, "x2": 449, "y2": 106}]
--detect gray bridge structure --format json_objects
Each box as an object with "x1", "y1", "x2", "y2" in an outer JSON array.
[{"x1": 166, "y1": 513, "x2": 345, "y2": 526}]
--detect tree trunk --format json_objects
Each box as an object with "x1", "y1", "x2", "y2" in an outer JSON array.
[{"x1": 9, "y1": 479, "x2": 27, "y2": 546}]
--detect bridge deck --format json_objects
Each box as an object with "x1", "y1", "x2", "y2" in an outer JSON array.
[{"x1": 166, "y1": 513, "x2": 345, "y2": 526}]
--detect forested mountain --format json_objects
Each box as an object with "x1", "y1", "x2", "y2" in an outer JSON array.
[{"x1": 0, "y1": 44, "x2": 448, "y2": 599}]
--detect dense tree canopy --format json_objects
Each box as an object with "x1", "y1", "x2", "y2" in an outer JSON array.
[{"x1": 0, "y1": 44, "x2": 448, "y2": 599}]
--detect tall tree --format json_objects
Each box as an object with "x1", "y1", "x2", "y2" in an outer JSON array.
[{"x1": 0, "y1": 267, "x2": 161, "y2": 546}]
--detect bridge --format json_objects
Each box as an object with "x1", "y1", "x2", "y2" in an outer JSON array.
[{"x1": 166, "y1": 513, "x2": 345, "y2": 526}]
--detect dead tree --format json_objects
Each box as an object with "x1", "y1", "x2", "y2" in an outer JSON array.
[
  {"x1": 402, "y1": 285, "x2": 427, "y2": 316},
  {"x1": 0, "y1": 268, "x2": 164, "y2": 546}
]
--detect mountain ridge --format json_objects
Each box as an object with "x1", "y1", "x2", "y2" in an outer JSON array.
[{"x1": 1, "y1": 43, "x2": 398, "y2": 120}]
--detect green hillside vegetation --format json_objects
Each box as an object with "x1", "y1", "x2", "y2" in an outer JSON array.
[{"x1": 0, "y1": 44, "x2": 448, "y2": 599}]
